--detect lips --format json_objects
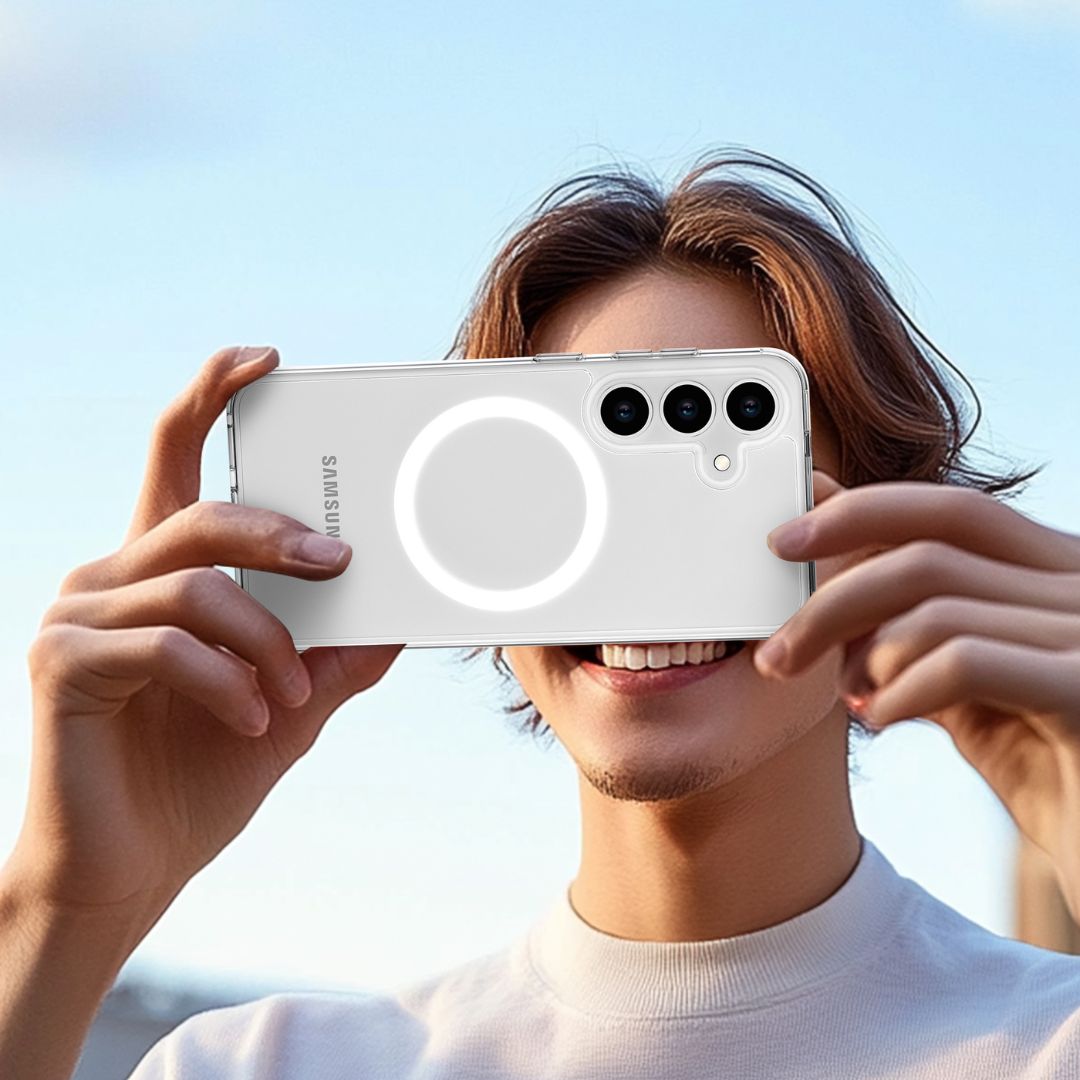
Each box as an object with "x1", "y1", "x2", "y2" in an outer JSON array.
[{"x1": 563, "y1": 639, "x2": 749, "y2": 696}]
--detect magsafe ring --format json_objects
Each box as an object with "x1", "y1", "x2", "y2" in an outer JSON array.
[{"x1": 393, "y1": 396, "x2": 608, "y2": 612}]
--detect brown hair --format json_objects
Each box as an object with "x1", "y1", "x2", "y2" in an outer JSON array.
[{"x1": 448, "y1": 146, "x2": 1042, "y2": 747}]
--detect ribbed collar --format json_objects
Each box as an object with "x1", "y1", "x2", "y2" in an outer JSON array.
[{"x1": 526, "y1": 835, "x2": 917, "y2": 1018}]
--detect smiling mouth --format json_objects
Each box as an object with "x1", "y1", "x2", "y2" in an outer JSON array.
[{"x1": 563, "y1": 640, "x2": 748, "y2": 670}]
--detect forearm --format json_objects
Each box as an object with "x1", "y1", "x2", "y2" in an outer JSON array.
[{"x1": 0, "y1": 869, "x2": 164, "y2": 1080}]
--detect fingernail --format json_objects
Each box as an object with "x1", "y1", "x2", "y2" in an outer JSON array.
[
  {"x1": 843, "y1": 692, "x2": 870, "y2": 714},
  {"x1": 234, "y1": 345, "x2": 277, "y2": 366},
  {"x1": 755, "y1": 636, "x2": 787, "y2": 673},
  {"x1": 241, "y1": 698, "x2": 269, "y2": 735},
  {"x1": 295, "y1": 532, "x2": 350, "y2": 566},
  {"x1": 767, "y1": 520, "x2": 808, "y2": 557},
  {"x1": 280, "y1": 664, "x2": 312, "y2": 706},
  {"x1": 843, "y1": 694, "x2": 883, "y2": 730}
]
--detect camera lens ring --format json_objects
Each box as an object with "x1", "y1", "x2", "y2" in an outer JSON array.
[
  {"x1": 724, "y1": 381, "x2": 776, "y2": 432},
  {"x1": 599, "y1": 385, "x2": 650, "y2": 437},
  {"x1": 661, "y1": 382, "x2": 713, "y2": 435}
]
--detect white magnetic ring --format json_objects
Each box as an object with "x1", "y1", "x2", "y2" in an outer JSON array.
[{"x1": 393, "y1": 396, "x2": 608, "y2": 612}]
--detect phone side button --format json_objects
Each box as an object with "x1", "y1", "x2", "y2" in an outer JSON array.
[{"x1": 533, "y1": 352, "x2": 584, "y2": 363}]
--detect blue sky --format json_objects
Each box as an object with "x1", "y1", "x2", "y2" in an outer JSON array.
[{"x1": 1, "y1": 0, "x2": 1078, "y2": 993}]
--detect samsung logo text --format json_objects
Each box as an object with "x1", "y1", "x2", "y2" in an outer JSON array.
[{"x1": 322, "y1": 455, "x2": 340, "y2": 537}]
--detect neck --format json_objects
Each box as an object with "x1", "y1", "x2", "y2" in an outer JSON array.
[{"x1": 569, "y1": 705, "x2": 861, "y2": 941}]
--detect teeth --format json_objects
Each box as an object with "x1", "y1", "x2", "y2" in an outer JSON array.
[{"x1": 595, "y1": 641, "x2": 733, "y2": 671}]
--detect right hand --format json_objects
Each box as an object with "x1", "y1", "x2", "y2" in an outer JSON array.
[{"x1": 9, "y1": 346, "x2": 403, "y2": 925}]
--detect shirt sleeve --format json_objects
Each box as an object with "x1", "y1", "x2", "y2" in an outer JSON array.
[
  {"x1": 126, "y1": 997, "x2": 290, "y2": 1079},
  {"x1": 126, "y1": 990, "x2": 402, "y2": 1079}
]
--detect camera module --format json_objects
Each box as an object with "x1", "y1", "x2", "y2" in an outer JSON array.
[
  {"x1": 600, "y1": 385, "x2": 650, "y2": 436},
  {"x1": 662, "y1": 383, "x2": 713, "y2": 434},
  {"x1": 725, "y1": 381, "x2": 775, "y2": 432}
]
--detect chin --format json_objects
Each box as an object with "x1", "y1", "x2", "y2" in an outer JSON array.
[
  {"x1": 581, "y1": 729, "x2": 774, "y2": 812},
  {"x1": 505, "y1": 638, "x2": 839, "y2": 800}
]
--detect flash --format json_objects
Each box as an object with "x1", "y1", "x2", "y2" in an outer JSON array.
[{"x1": 713, "y1": 453, "x2": 731, "y2": 472}]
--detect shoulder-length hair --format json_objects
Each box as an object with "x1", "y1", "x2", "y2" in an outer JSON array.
[{"x1": 449, "y1": 146, "x2": 1041, "y2": 743}]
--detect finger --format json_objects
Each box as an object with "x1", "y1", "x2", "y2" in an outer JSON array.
[
  {"x1": 125, "y1": 345, "x2": 280, "y2": 543},
  {"x1": 770, "y1": 470, "x2": 884, "y2": 569},
  {"x1": 303, "y1": 644, "x2": 405, "y2": 716},
  {"x1": 767, "y1": 481, "x2": 1080, "y2": 571},
  {"x1": 756, "y1": 540, "x2": 1080, "y2": 678},
  {"x1": 805, "y1": 469, "x2": 894, "y2": 574},
  {"x1": 43, "y1": 568, "x2": 313, "y2": 708},
  {"x1": 30, "y1": 623, "x2": 273, "y2": 737},
  {"x1": 841, "y1": 597, "x2": 1080, "y2": 701},
  {"x1": 263, "y1": 644, "x2": 405, "y2": 764},
  {"x1": 863, "y1": 635, "x2": 1080, "y2": 732},
  {"x1": 63, "y1": 502, "x2": 351, "y2": 593},
  {"x1": 766, "y1": 468, "x2": 843, "y2": 534}
]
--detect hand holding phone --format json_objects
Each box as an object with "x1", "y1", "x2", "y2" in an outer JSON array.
[{"x1": 15, "y1": 346, "x2": 402, "y2": 921}]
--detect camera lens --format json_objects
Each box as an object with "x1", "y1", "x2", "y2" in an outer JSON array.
[
  {"x1": 600, "y1": 386, "x2": 649, "y2": 436},
  {"x1": 662, "y1": 383, "x2": 713, "y2": 434},
  {"x1": 725, "y1": 381, "x2": 775, "y2": 432}
]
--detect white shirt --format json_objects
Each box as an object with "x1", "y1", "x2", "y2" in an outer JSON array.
[{"x1": 130, "y1": 836, "x2": 1080, "y2": 1078}]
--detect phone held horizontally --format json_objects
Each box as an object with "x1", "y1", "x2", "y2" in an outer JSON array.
[{"x1": 226, "y1": 347, "x2": 815, "y2": 649}]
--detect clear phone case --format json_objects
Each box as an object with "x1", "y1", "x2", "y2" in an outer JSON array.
[{"x1": 226, "y1": 347, "x2": 815, "y2": 648}]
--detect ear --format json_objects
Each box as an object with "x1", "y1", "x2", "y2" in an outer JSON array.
[{"x1": 812, "y1": 467, "x2": 845, "y2": 504}]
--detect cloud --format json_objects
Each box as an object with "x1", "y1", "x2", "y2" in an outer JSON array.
[{"x1": 0, "y1": 3, "x2": 263, "y2": 168}]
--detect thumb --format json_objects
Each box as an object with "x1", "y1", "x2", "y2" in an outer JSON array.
[
  {"x1": 269, "y1": 644, "x2": 404, "y2": 764},
  {"x1": 304, "y1": 644, "x2": 404, "y2": 717}
]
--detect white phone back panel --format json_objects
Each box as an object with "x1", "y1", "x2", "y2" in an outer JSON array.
[{"x1": 227, "y1": 348, "x2": 814, "y2": 648}]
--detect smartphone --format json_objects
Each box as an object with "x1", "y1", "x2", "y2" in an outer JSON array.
[{"x1": 226, "y1": 347, "x2": 815, "y2": 649}]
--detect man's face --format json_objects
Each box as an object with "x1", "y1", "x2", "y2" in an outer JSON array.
[{"x1": 503, "y1": 266, "x2": 854, "y2": 803}]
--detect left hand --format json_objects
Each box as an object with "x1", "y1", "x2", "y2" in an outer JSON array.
[{"x1": 755, "y1": 468, "x2": 1080, "y2": 920}]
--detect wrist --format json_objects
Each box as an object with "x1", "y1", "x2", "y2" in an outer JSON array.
[
  {"x1": 0, "y1": 862, "x2": 173, "y2": 1080},
  {"x1": 0, "y1": 856, "x2": 170, "y2": 962}
]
